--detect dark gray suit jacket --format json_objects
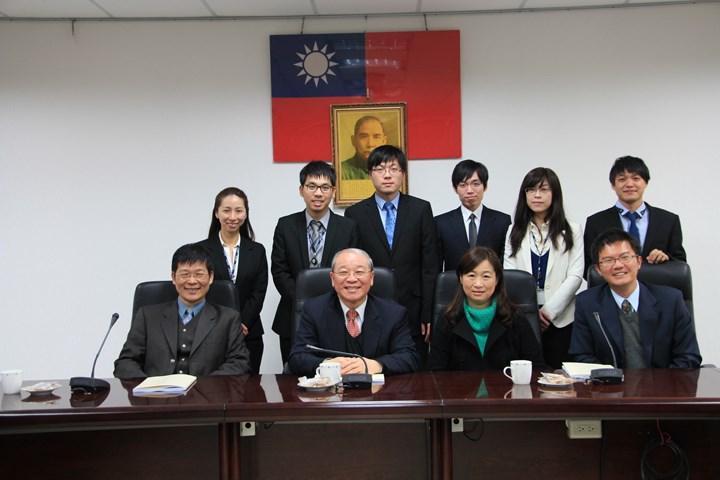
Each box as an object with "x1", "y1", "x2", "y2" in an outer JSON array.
[
  {"x1": 196, "y1": 235, "x2": 268, "y2": 340},
  {"x1": 345, "y1": 193, "x2": 439, "y2": 335},
  {"x1": 270, "y1": 210, "x2": 359, "y2": 338},
  {"x1": 569, "y1": 282, "x2": 701, "y2": 368},
  {"x1": 288, "y1": 292, "x2": 419, "y2": 376},
  {"x1": 583, "y1": 203, "x2": 686, "y2": 276},
  {"x1": 114, "y1": 300, "x2": 251, "y2": 379},
  {"x1": 435, "y1": 205, "x2": 511, "y2": 272}
]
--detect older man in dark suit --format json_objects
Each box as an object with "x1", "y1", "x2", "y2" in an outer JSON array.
[
  {"x1": 570, "y1": 229, "x2": 700, "y2": 368},
  {"x1": 435, "y1": 159, "x2": 511, "y2": 271},
  {"x1": 345, "y1": 145, "x2": 438, "y2": 365},
  {"x1": 271, "y1": 161, "x2": 360, "y2": 363},
  {"x1": 114, "y1": 243, "x2": 250, "y2": 379},
  {"x1": 288, "y1": 248, "x2": 419, "y2": 377},
  {"x1": 583, "y1": 155, "x2": 686, "y2": 276}
]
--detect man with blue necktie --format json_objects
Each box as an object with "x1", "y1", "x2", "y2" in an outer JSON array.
[
  {"x1": 583, "y1": 156, "x2": 686, "y2": 277},
  {"x1": 345, "y1": 145, "x2": 438, "y2": 366}
]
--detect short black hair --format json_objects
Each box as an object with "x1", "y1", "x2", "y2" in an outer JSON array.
[
  {"x1": 590, "y1": 228, "x2": 641, "y2": 264},
  {"x1": 367, "y1": 145, "x2": 407, "y2": 173},
  {"x1": 609, "y1": 156, "x2": 650, "y2": 184},
  {"x1": 171, "y1": 243, "x2": 214, "y2": 274},
  {"x1": 451, "y1": 159, "x2": 489, "y2": 188},
  {"x1": 299, "y1": 161, "x2": 336, "y2": 186}
]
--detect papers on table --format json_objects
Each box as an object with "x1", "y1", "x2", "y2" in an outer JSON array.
[
  {"x1": 132, "y1": 374, "x2": 197, "y2": 396},
  {"x1": 562, "y1": 362, "x2": 615, "y2": 380}
]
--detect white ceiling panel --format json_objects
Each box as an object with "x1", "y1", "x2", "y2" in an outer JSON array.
[
  {"x1": 421, "y1": 0, "x2": 525, "y2": 12},
  {"x1": 525, "y1": 0, "x2": 626, "y2": 8},
  {"x1": 206, "y1": 0, "x2": 317, "y2": 17},
  {"x1": 313, "y1": 0, "x2": 421, "y2": 16},
  {"x1": 0, "y1": 0, "x2": 106, "y2": 18},
  {"x1": 94, "y1": 0, "x2": 213, "y2": 18}
]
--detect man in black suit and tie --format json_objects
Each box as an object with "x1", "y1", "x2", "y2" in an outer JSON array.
[
  {"x1": 583, "y1": 155, "x2": 686, "y2": 276},
  {"x1": 435, "y1": 159, "x2": 511, "y2": 271},
  {"x1": 114, "y1": 243, "x2": 251, "y2": 378},
  {"x1": 271, "y1": 161, "x2": 360, "y2": 363},
  {"x1": 288, "y1": 248, "x2": 419, "y2": 377},
  {"x1": 345, "y1": 145, "x2": 439, "y2": 365}
]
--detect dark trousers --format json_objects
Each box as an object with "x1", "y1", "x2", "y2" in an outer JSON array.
[
  {"x1": 245, "y1": 336, "x2": 264, "y2": 374},
  {"x1": 413, "y1": 334, "x2": 429, "y2": 370},
  {"x1": 542, "y1": 323, "x2": 573, "y2": 370},
  {"x1": 280, "y1": 335, "x2": 292, "y2": 365}
]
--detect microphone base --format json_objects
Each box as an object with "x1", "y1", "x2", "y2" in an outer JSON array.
[
  {"x1": 70, "y1": 377, "x2": 111, "y2": 393},
  {"x1": 589, "y1": 368, "x2": 624, "y2": 385},
  {"x1": 342, "y1": 373, "x2": 372, "y2": 389}
]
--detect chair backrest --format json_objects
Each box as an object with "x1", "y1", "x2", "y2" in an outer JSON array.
[
  {"x1": 587, "y1": 260, "x2": 693, "y2": 316},
  {"x1": 291, "y1": 267, "x2": 397, "y2": 336},
  {"x1": 433, "y1": 269, "x2": 542, "y2": 344},
  {"x1": 132, "y1": 280, "x2": 241, "y2": 315}
]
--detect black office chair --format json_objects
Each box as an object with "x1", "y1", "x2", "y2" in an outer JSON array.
[
  {"x1": 433, "y1": 269, "x2": 542, "y2": 344},
  {"x1": 291, "y1": 267, "x2": 397, "y2": 337},
  {"x1": 132, "y1": 280, "x2": 241, "y2": 315},
  {"x1": 587, "y1": 260, "x2": 693, "y2": 317}
]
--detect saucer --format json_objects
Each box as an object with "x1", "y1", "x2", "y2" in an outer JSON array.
[{"x1": 21, "y1": 382, "x2": 62, "y2": 396}]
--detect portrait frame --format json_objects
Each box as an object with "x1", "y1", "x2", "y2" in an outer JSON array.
[{"x1": 331, "y1": 102, "x2": 408, "y2": 207}]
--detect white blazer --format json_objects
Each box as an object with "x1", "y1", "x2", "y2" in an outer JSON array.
[{"x1": 503, "y1": 220, "x2": 585, "y2": 329}]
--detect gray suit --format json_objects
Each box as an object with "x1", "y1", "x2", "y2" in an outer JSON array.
[{"x1": 114, "y1": 300, "x2": 250, "y2": 379}]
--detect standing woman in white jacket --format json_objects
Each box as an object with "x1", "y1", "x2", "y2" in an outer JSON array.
[{"x1": 504, "y1": 168, "x2": 584, "y2": 369}]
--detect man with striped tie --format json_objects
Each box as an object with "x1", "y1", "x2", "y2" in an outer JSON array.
[{"x1": 288, "y1": 248, "x2": 419, "y2": 377}]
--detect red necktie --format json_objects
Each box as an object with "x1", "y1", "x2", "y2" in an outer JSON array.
[{"x1": 346, "y1": 309, "x2": 360, "y2": 338}]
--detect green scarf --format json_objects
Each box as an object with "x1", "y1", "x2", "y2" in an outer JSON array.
[{"x1": 463, "y1": 298, "x2": 497, "y2": 355}]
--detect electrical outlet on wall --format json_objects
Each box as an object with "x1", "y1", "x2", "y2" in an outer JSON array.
[{"x1": 566, "y1": 419, "x2": 602, "y2": 439}]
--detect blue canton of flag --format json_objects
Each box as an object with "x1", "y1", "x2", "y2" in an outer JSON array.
[{"x1": 270, "y1": 33, "x2": 366, "y2": 98}]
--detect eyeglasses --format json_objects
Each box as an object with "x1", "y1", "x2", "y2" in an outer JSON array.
[
  {"x1": 305, "y1": 183, "x2": 333, "y2": 193},
  {"x1": 333, "y1": 269, "x2": 371, "y2": 279},
  {"x1": 371, "y1": 166, "x2": 402, "y2": 175},
  {"x1": 597, "y1": 253, "x2": 638, "y2": 268},
  {"x1": 524, "y1": 186, "x2": 551, "y2": 196},
  {"x1": 176, "y1": 271, "x2": 209, "y2": 281},
  {"x1": 457, "y1": 181, "x2": 483, "y2": 190}
]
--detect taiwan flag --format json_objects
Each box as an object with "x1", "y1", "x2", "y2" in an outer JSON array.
[{"x1": 270, "y1": 30, "x2": 461, "y2": 163}]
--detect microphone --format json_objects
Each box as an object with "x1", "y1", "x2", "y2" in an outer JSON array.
[
  {"x1": 305, "y1": 344, "x2": 372, "y2": 389},
  {"x1": 70, "y1": 313, "x2": 120, "y2": 393},
  {"x1": 590, "y1": 312, "x2": 623, "y2": 385}
]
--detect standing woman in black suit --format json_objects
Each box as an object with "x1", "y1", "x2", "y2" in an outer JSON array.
[{"x1": 197, "y1": 188, "x2": 268, "y2": 373}]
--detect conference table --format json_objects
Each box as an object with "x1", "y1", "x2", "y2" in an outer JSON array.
[{"x1": 2, "y1": 369, "x2": 719, "y2": 479}]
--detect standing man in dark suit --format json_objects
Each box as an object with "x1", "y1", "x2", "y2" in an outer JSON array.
[
  {"x1": 435, "y1": 159, "x2": 511, "y2": 271},
  {"x1": 345, "y1": 145, "x2": 439, "y2": 365},
  {"x1": 271, "y1": 161, "x2": 360, "y2": 363},
  {"x1": 114, "y1": 243, "x2": 251, "y2": 378},
  {"x1": 288, "y1": 248, "x2": 418, "y2": 377},
  {"x1": 570, "y1": 229, "x2": 700, "y2": 368},
  {"x1": 583, "y1": 155, "x2": 686, "y2": 276}
]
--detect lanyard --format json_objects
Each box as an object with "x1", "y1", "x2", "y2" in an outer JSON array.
[{"x1": 224, "y1": 244, "x2": 239, "y2": 282}]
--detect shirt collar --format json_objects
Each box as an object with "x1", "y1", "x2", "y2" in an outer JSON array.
[
  {"x1": 218, "y1": 231, "x2": 241, "y2": 248},
  {"x1": 338, "y1": 296, "x2": 368, "y2": 328},
  {"x1": 615, "y1": 200, "x2": 647, "y2": 217},
  {"x1": 305, "y1": 210, "x2": 330, "y2": 230},
  {"x1": 374, "y1": 192, "x2": 400, "y2": 210},
  {"x1": 610, "y1": 281, "x2": 640, "y2": 311},
  {"x1": 177, "y1": 298, "x2": 206, "y2": 318},
  {"x1": 459, "y1": 203, "x2": 483, "y2": 222}
]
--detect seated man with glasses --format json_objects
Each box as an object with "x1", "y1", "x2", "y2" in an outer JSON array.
[
  {"x1": 271, "y1": 161, "x2": 360, "y2": 364},
  {"x1": 288, "y1": 248, "x2": 419, "y2": 377},
  {"x1": 569, "y1": 229, "x2": 700, "y2": 368},
  {"x1": 114, "y1": 243, "x2": 251, "y2": 379}
]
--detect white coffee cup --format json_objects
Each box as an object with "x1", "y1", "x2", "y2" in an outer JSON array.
[
  {"x1": 1, "y1": 369, "x2": 23, "y2": 395},
  {"x1": 503, "y1": 360, "x2": 532, "y2": 385},
  {"x1": 316, "y1": 362, "x2": 342, "y2": 384}
]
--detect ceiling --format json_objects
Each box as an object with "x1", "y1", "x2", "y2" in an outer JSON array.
[{"x1": 0, "y1": 0, "x2": 714, "y2": 20}]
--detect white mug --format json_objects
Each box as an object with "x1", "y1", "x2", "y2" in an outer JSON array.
[
  {"x1": 1, "y1": 369, "x2": 23, "y2": 395},
  {"x1": 503, "y1": 360, "x2": 532, "y2": 385},
  {"x1": 315, "y1": 362, "x2": 342, "y2": 384}
]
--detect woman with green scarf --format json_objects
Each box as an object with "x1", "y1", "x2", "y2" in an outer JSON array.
[{"x1": 428, "y1": 246, "x2": 545, "y2": 370}]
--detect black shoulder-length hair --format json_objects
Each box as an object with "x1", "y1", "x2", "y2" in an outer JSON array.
[
  {"x1": 207, "y1": 187, "x2": 255, "y2": 241},
  {"x1": 508, "y1": 167, "x2": 573, "y2": 258},
  {"x1": 444, "y1": 247, "x2": 519, "y2": 328}
]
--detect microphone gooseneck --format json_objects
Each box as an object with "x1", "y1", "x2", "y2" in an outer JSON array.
[{"x1": 70, "y1": 313, "x2": 120, "y2": 393}]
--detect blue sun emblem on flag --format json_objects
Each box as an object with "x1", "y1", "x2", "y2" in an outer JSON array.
[{"x1": 294, "y1": 42, "x2": 339, "y2": 87}]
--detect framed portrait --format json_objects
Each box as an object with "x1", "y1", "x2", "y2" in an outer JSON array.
[{"x1": 331, "y1": 102, "x2": 408, "y2": 207}]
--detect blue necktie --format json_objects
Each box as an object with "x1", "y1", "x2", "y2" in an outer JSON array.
[
  {"x1": 383, "y1": 202, "x2": 397, "y2": 248},
  {"x1": 624, "y1": 211, "x2": 640, "y2": 241},
  {"x1": 182, "y1": 309, "x2": 194, "y2": 325}
]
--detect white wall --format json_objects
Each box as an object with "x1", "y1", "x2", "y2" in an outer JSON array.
[{"x1": 1, "y1": 4, "x2": 718, "y2": 379}]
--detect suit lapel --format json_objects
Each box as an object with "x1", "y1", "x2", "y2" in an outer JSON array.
[
  {"x1": 328, "y1": 295, "x2": 350, "y2": 351},
  {"x1": 321, "y1": 212, "x2": 339, "y2": 265},
  {"x1": 205, "y1": 236, "x2": 231, "y2": 281},
  {"x1": 637, "y1": 282, "x2": 659, "y2": 366},
  {"x1": 365, "y1": 196, "x2": 391, "y2": 255},
  {"x1": 234, "y1": 239, "x2": 255, "y2": 285},
  {"x1": 389, "y1": 194, "x2": 409, "y2": 255},
  {"x1": 294, "y1": 212, "x2": 311, "y2": 269},
  {"x1": 360, "y1": 297, "x2": 383, "y2": 358},
  {"x1": 476, "y1": 209, "x2": 493, "y2": 248},
  {"x1": 451, "y1": 207, "x2": 470, "y2": 248},
  {"x1": 161, "y1": 303, "x2": 179, "y2": 354},
  {"x1": 191, "y1": 304, "x2": 217, "y2": 355},
  {"x1": 598, "y1": 287, "x2": 624, "y2": 364},
  {"x1": 640, "y1": 203, "x2": 656, "y2": 257}
]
